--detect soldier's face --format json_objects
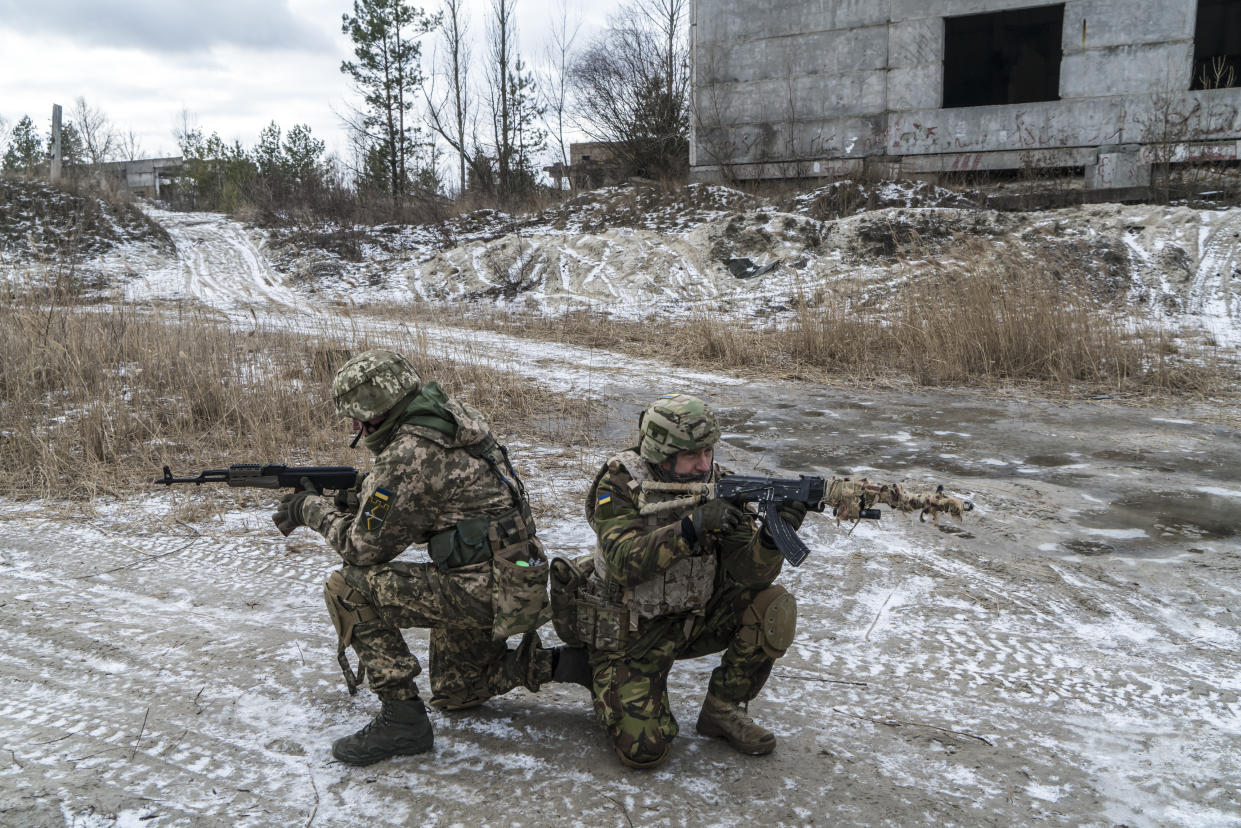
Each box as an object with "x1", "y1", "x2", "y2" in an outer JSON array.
[
  {"x1": 351, "y1": 414, "x2": 387, "y2": 435},
  {"x1": 668, "y1": 445, "x2": 713, "y2": 475}
]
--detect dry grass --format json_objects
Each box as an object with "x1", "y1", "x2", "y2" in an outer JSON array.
[
  {"x1": 439, "y1": 238, "x2": 1226, "y2": 395},
  {"x1": 0, "y1": 288, "x2": 597, "y2": 501}
]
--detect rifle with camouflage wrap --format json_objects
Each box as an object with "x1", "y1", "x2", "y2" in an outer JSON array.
[
  {"x1": 638, "y1": 474, "x2": 973, "y2": 567},
  {"x1": 155, "y1": 464, "x2": 360, "y2": 535}
]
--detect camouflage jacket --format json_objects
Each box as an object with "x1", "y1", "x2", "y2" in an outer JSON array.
[
  {"x1": 586, "y1": 449, "x2": 782, "y2": 619},
  {"x1": 302, "y1": 399, "x2": 518, "y2": 567}
]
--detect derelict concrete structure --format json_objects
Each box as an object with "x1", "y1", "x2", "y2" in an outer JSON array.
[{"x1": 689, "y1": 0, "x2": 1241, "y2": 189}]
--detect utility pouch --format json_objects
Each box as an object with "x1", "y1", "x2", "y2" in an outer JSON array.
[
  {"x1": 428, "y1": 517, "x2": 493, "y2": 569},
  {"x1": 490, "y1": 538, "x2": 551, "y2": 640},
  {"x1": 549, "y1": 555, "x2": 594, "y2": 647},
  {"x1": 575, "y1": 594, "x2": 629, "y2": 652}
]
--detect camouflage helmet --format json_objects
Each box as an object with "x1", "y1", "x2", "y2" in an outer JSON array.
[
  {"x1": 331, "y1": 349, "x2": 421, "y2": 421},
  {"x1": 638, "y1": 393, "x2": 720, "y2": 464}
]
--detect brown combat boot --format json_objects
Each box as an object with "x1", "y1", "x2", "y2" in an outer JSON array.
[{"x1": 695, "y1": 693, "x2": 776, "y2": 756}]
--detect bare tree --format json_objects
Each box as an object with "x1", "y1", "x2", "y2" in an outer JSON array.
[
  {"x1": 72, "y1": 96, "x2": 117, "y2": 167},
  {"x1": 570, "y1": 0, "x2": 689, "y2": 180},
  {"x1": 119, "y1": 129, "x2": 143, "y2": 162},
  {"x1": 423, "y1": 0, "x2": 479, "y2": 195},
  {"x1": 484, "y1": 0, "x2": 544, "y2": 198},
  {"x1": 538, "y1": 0, "x2": 581, "y2": 185}
]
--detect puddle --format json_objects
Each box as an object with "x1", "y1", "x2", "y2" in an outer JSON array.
[
  {"x1": 1083, "y1": 491, "x2": 1241, "y2": 542},
  {"x1": 1064, "y1": 540, "x2": 1115, "y2": 556},
  {"x1": 1025, "y1": 454, "x2": 1078, "y2": 467}
]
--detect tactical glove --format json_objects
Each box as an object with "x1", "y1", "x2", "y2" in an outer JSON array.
[
  {"x1": 682, "y1": 499, "x2": 745, "y2": 547},
  {"x1": 334, "y1": 471, "x2": 370, "y2": 512},
  {"x1": 775, "y1": 500, "x2": 808, "y2": 532},
  {"x1": 274, "y1": 477, "x2": 321, "y2": 535},
  {"x1": 760, "y1": 499, "x2": 808, "y2": 548}
]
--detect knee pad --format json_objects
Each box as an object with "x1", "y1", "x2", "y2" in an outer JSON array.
[
  {"x1": 324, "y1": 571, "x2": 380, "y2": 643},
  {"x1": 324, "y1": 571, "x2": 380, "y2": 694},
  {"x1": 615, "y1": 742, "x2": 670, "y2": 770},
  {"x1": 738, "y1": 585, "x2": 797, "y2": 659}
]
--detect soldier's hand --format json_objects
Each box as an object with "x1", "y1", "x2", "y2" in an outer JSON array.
[
  {"x1": 686, "y1": 499, "x2": 745, "y2": 544},
  {"x1": 274, "y1": 488, "x2": 316, "y2": 535},
  {"x1": 775, "y1": 500, "x2": 808, "y2": 532},
  {"x1": 334, "y1": 471, "x2": 369, "y2": 512}
]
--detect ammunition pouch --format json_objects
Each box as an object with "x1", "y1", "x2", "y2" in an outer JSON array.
[
  {"x1": 549, "y1": 555, "x2": 594, "y2": 647},
  {"x1": 428, "y1": 516, "x2": 493, "y2": 569},
  {"x1": 575, "y1": 587, "x2": 631, "y2": 652},
  {"x1": 324, "y1": 571, "x2": 380, "y2": 695}
]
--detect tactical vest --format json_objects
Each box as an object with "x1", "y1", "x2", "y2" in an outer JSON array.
[
  {"x1": 406, "y1": 395, "x2": 538, "y2": 562},
  {"x1": 586, "y1": 450, "x2": 718, "y2": 628}
]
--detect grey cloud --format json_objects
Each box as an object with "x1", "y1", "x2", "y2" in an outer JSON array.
[{"x1": 0, "y1": 0, "x2": 333, "y2": 53}]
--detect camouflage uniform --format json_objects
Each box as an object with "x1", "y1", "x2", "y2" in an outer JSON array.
[
  {"x1": 580, "y1": 395, "x2": 792, "y2": 768},
  {"x1": 300, "y1": 363, "x2": 552, "y2": 709}
]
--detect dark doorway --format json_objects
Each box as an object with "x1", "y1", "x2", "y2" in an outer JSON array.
[
  {"x1": 1193, "y1": 0, "x2": 1241, "y2": 89},
  {"x1": 943, "y1": 5, "x2": 1065, "y2": 108}
]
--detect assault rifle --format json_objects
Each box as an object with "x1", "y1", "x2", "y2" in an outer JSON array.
[
  {"x1": 640, "y1": 474, "x2": 972, "y2": 567},
  {"x1": 154, "y1": 464, "x2": 360, "y2": 535}
]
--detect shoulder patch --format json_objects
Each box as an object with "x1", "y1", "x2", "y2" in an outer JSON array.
[
  {"x1": 596, "y1": 492, "x2": 612, "y2": 506},
  {"x1": 362, "y1": 487, "x2": 392, "y2": 531}
]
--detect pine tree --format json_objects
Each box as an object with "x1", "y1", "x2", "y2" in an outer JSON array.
[
  {"x1": 47, "y1": 122, "x2": 87, "y2": 167},
  {"x1": 3, "y1": 115, "x2": 43, "y2": 179},
  {"x1": 341, "y1": 0, "x2": 437, "y2": 204},
  {"x1": 283, "y1": 124, "x2": 326, "y2": 190}
]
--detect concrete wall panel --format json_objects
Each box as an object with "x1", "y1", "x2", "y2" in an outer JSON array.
[
  {"x1": 1061, "y1": 42, "x2": 1195, "y2": 99},
  {"x1": 887, "y1": 98, "x2": 1131, "y2": 155},
  {"x1": 888, "y1": 18, "x2": 942, "y2": 70},
  {"x1": 695, "y1": 0, "x2": 838, "y2": 44},
  {"x1": 1062, "y1": 0, "x2": 1196, "y2": 52},
  {"x1": 888, "y1": 66, "x2": 943, "y2": 112},
  {"x1": 890, "y1": 0, "x2": 1069, "y2": 22},
  {"x1": 832, "y1": 0, "x2": 892, "y2": 29}
]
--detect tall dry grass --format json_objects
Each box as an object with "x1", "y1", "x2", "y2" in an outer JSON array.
[
  {"x1": 0, "y1": 287, "x2": 596, "y2": 500},
  {"x1": 446, "y1": 238, "x2": 1223, "y2": 394}
]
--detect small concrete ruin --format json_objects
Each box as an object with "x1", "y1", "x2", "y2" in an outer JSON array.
[{"x1": 689, "y1": 0, "x2": 1241, "y2": 190}]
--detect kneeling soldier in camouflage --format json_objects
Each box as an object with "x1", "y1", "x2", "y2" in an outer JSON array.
[
  {"x1": 576, "y1": 394, "x2": 805, "y2": 768},
  {"x1": 275, "y1": 349, "x2": 589, "y2": 766}
]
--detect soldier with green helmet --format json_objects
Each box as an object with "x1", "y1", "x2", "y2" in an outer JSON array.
[
  {"x1": 274, "y1": 348, "x2": 590, "y2": 766},
  {"x1": 573, "y1": 393, "x2": 807, "y2": 768}
]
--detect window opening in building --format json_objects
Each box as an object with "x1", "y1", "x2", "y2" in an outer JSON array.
[
  {"x1": 1193, "y1": 0, "x2": 1241, "y2": 89},
  {"x1": 943, "y1": 5, "x2": 1065, "y2": 108}
]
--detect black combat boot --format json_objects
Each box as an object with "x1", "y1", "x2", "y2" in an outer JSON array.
[
  {"x1": 331, "y1": 697, "x2": 434, "y2": 766},
  {"x1": 551, "y1": 645, "x2": 593, "y2": 689}
]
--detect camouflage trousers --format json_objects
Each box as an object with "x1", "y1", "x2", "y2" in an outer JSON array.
[
  {"x1": 590, "y1": 579, "x2": 777, "y2": 766},
  {"x1": 333, "y1": 560, "x2": 554, "y2": 704}
]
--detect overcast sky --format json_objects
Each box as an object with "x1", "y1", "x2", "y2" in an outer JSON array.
[{"x1": 0, "y1": 0, "x2": 621, "y2": 161}]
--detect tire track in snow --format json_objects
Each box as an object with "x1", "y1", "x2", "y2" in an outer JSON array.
[{"x1": 128, "y1": 208, "x2": 320, "y2": 315}]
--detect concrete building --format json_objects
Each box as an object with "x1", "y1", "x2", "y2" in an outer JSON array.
[
  {"x1": 544, "y1": 142, "x2": 627, "y2": 190},
  {"x1": 92, "y1": 157, "x2": 183, "y2": 197},
  {"x1": 690, "y1": 0, "x2": 1241, "y2": 189}
]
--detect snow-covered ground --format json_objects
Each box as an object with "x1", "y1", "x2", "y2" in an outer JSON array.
[{"x1": 1, "y1": 188, "x2": 1240, "y2": 827}]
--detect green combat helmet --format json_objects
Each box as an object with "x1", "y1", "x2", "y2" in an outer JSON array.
[
  {"x1": 332, "y1": 349, "x2": 421, "y2": 421},
  {"x1": 638, "y1": 393, "x2": 721, "y2": 464}
]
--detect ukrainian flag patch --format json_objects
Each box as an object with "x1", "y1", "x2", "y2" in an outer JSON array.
[
  {"x1": 596, "y1": 492, "x2": 612, "y2": 506},
  {"x1": 363, "y1": 487, "x2": 392, "y2": 531}
]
